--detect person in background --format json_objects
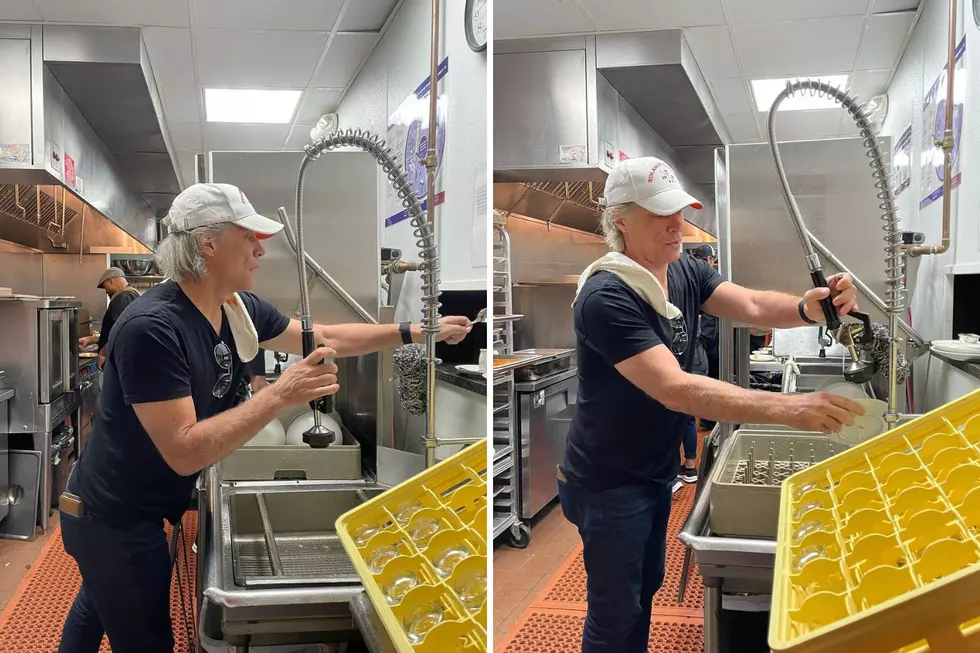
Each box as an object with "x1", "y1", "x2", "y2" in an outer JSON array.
[
  {"x1": 560, "y1": 156, "x2": 864, "y2": 653},
  {"x1": 57, "y1": 183, "x2": 472, "y2": 653},
  {"x1": 692, "y1": 244, "x2": 720, "y2": 432},
  {"x1": 77, "y1": 267, "x2": 140, "y2": 369}
]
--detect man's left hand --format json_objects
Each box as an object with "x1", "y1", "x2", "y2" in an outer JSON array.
[{"x1": 803, "y1": 273, "x2": 859, "y2": 321}]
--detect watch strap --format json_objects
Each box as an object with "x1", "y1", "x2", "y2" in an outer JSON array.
[
  {"x1": 799, "y1": 298, "x2": 818, "y2": 325},
  {"x1": 399, "y1": 321, "x2": 414, "y2": 345}
]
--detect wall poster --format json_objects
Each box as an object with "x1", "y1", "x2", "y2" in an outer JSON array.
[
  {"x1": 385, "y1": 57, "x2": 448, "y2": 228},
  {"x1": 920, "y1": 36, "x2": 965, "y2": 210}
]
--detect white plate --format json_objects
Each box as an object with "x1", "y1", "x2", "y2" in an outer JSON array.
[
  {"x1": 829, "y1": 398, "x2": 888, "y2": 447},
  {"x1": 456, "y1": 364, "x2": 487, "y2": 378},
  {"x1": 932, "y1": 339, "x2": 980, "y2": 352},
  {"x1": 750, "y1": 353, "x2": 777, "y2": 362},
  {"x1": 815, "y1": 381, "x2": 870, "y2": 401},
  {"x1": 931, "y1": 347, "x2": 980, "y2": 362}
]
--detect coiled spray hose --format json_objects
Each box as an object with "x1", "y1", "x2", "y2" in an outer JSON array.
[
  {"x1": 291, "y1": 128, "x2": 441, "y2": 448},
  {"x1": 767, "y1": 80, "x2": 906, "y2": 422}
]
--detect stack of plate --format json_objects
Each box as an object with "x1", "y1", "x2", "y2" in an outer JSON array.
[{"x1": 931, "y1": 339, "x2": 980, "y2": 362}]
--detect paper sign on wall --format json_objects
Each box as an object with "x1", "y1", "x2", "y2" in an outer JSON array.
[
  {"x1": 893, "y1": 125, "x2": 912, "y2": 197},
  {"x1": 920, "y1": 36, "x2": 965, "y2": 210},
  {"x1": 64, "y1": 153, "x2": 76, "y2": 188},
  {"x1": 385, "y1": 57, "x2": 448, "y2": 228}
]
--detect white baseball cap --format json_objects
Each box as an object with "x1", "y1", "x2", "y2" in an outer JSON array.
[
  {"x1": 164, "y1": 183, "x2": 284, "y2": 240},
  {"x1": 602, "y1": 157, "x2": 703, "y2": 215}
]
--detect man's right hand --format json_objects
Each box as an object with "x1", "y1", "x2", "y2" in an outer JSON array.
[
  {"x1": 271, "y1": 346, "x2": 340, "y2": 408},
  {"x1": 783, "y1": 392, "x2": 865, "y2": 434}
]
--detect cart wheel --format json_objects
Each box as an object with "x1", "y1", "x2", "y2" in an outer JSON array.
[{"x1": 507, "y1": 522, "x2": 531, "y2": 549}]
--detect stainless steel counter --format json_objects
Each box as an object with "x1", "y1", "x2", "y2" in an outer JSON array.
[{"x1": 929, "y1": 349, "x2": 980, "y2": 381}]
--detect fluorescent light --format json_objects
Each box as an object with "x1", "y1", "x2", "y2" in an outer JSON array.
[
  {"x1": 205, "y1": 88, "x2": 302, "y2": 124},
  {"x1": 751, "y1": 75, "x2": 850, "y2": 112}
]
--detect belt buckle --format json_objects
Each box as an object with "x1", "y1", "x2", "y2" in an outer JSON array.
[{"x1": 59, "y1": 492, "x2": 85, "y2": 517}]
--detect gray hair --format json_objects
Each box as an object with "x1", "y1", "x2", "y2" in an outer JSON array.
[
  {"x1": 599, "y1": 202, "x2": 633, "y2": 253},
  {"x1": 154, "y1": 224, "x2": 228, "y2": 283}
]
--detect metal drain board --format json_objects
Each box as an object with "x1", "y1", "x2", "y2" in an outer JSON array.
[{"x1": 233, "y1": 534, "x2": 359, "y2": 587}]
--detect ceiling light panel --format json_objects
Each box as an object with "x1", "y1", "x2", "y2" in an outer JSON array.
[
  {"x1": 751, "y1": 75, "x2": 850, "y2": 112},
  {"x1": 205, "y1": 89, "x2": 302, "y2": 124}
]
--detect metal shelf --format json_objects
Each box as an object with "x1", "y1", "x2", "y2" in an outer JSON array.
[
  {"x1": 493, "y1": 456, "x2": 514, "y2": 477},
  {"x1": 493, "y1": 514, "x2": 517, "y2": 539},
  {"x1": 494, "y1": 443, "x2": 514, "y2": 463}
]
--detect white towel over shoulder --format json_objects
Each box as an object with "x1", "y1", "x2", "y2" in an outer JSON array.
[
  {"x1": 573, "y1": 251, "x2": 682, "y2": 320},
  {"x1": 222, "y1": 293, "x2": 259, "y2": 363}
]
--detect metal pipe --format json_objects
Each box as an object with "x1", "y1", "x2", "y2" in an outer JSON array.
[
  {"x1": 432, "y1": 437, "x2": 484, "y2": 446},
  {"x1": 275, "y1": 207, "x2": 378, "y2": 325},
  {"x1": 255, "y1": 493, "x2": 283, "y2": 577},
  {"x1": 908, "y1": 0, "x2": 957, "y2": 258},
  {"x1": 422, "y1": 0, "x2": 441, "y2": 469},
  {"x1": 806, "y1": 230, "x2": 925, "y2": 347}
]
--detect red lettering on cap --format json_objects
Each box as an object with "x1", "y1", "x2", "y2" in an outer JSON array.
[{"x1": 648, "y1": 162, "x2": 676, "y2": 185}]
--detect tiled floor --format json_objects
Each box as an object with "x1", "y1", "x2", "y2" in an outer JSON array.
[
  {"x1": 0, "y1": 513, "x2": 59, "y2": 613},
  {"x1": 493, "y1": 500, "x2": 581, "y2": 643}
]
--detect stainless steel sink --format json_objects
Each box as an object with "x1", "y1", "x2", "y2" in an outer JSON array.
[
  {"x1": 229, "y1": 486, "x2": 385, "y2": 588},
  {"x1": 201, "y1": 466, "x2": 391, "y2": 643}
]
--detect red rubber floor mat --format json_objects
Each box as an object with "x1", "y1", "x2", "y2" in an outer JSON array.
[
  {"x1": 0, "y1": 513, "x2": 198, "y2": 652},
  {"x1": 497, "y1": 609, "x2": 704, "y2": 653},
  {"x1": 538, "y1": 483, "x2": 705, "y2": 614}
]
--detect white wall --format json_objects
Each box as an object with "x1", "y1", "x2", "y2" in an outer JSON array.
[
  {"x1": 337, "y1": 0, "x2": 488, "y2": 323},
  {"x1": 880, "y1": 0, "x2": 980, "y2": 409}
]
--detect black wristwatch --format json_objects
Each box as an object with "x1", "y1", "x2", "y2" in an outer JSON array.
[
  {"x1": 399, "y1": 321, "x2": 414, "y2": 345},
  {"x1": 798, "y1": 298, "x2": 819, "y2": 325}
]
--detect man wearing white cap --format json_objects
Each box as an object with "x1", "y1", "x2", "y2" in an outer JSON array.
[
  {"x1": 58, "y1": 183, "x2": 472, "y2": 652},
  {"x1": 558, "y1": 158, "x2": 864, "y2": 652}
]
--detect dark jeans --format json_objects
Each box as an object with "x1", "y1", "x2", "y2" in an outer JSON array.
[
  {"x1": 682, "y1": 416, "x2": 698, "y2": 460},
  {"x1": 557, "y1": 475, "x2": 673, "y2": 653},
  {"x1": 58, "y1": 510, "x2": 174, "y2": 653}
]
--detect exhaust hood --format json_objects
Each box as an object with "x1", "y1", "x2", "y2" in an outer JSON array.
[
  {"x1": 493, "y1": 31, "x2": 727, "y2": 237},
  {"x1": 0, "y1": 24, "x2": 181, "y2": 253}
]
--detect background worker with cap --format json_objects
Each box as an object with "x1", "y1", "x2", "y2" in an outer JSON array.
[
  {"x1": 57, "y1": 183, "x2": 472, "y2": 652},
  {"x1": 77, "y1": 267, "x2": 140, "y2": 368},
  {"x1": 559, "y1": 156, "x2": 864, "y2": 653}
]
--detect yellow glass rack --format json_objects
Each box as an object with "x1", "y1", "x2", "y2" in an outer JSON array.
[
  {"x1": 336, "y1": 442, "x2": 488, "y2": 652},
  {"x1": 770, "y1": 388, "x2": 980, "y2": 653}
]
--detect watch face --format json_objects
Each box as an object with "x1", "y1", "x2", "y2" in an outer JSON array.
[{"x1": 465, "y1": 0, "x2": 488, "y2": 52}]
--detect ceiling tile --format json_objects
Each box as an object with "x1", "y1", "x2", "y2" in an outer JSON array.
[
  {"x1": 763, "y1": 108, "x2": 845, "y2": 140},
  {"x1": 204, "y1": 123, "x2": 291, "y2": 151},
  {"x1": 0, "y1": 0, "x2": 43, "y2": 21},
  {"x1": 193, "y1": 0, "x2": 344, "y2": 31},
  {"x1": 36, "y1": 0, "x2": 189, "y2": 26},
  {"x1": 710, "y1": 78, "x2": 752, "y2": 114},
  {"x1": 494, "y1": 0, "x2": 596, "y2": 39},
  {"x1": 196, "y1": 29, "x2": 329, "y2": 88},
  {"x1": 848, "y1": 69, "x2": 891, "y2": 100},
  {"x1": 733, "y1": 17, "x2": 864, "y2": 77},
  {"x1": 724, "y1": 113, "x2": 761, "y2": 142},
  {"x1": 293, "y1": 88, "x2": 345, "y2": 124},
  {"x1": 870, "y1": 0, "x2": 920, "y2": 12},
  {"x1": 283, "y1": 125, "x2": 316, "y2": 151},
  {"x1": 839, "y1": 112, "x2": 863, "y2": 135},
  {"x1": 685, "y1": 27, "x2": 741, "y2": 79},
  {"x1": 167, "y1": 122, "x2": 203, "y2": 150},
  {"x1": 160, "y1": 84, "x2": 200, "y2": 123},
  {"x1": 727, "y1": 0, "x2": 870, "y2": 23},
  {"x1": 143, "y1": 28, "x2": 196, "y2": 84},
  {"x1": 854, "y1": 12, "x2": 915, "y2": 69},
  {"x1": 577, "y1": 0, "x2": 726, "y2": 30},
  {"x1": 339, "y1": 0, "x2": 399, "y2": 31},
  {"x1": 310, "y1": 33, "x2": 379, "y2": 88}
]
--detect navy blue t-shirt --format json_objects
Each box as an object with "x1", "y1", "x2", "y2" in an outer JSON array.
[
  {"x1": 562, "y1": 256, "x2": 723, "y2": 490},
  {"x1": 71, "y1": 281, "x2": 290, "y2": 524}
]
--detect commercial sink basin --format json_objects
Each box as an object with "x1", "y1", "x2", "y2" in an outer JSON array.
[{"x1": 229, "y1": 486, "x2": 386, "y2": 589}]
